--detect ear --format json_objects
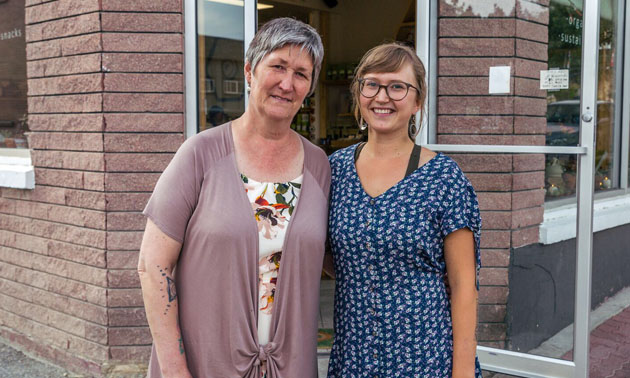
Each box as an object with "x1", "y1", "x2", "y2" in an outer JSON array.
[
  {"x1": 413, "y1": 102, "x2": 421, "y2": 115},
  {"x1": 244, "y1": 61, "x2": 253, "y2": 86}
]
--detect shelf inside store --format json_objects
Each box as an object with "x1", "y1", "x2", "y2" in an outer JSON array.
[{"x1": 322, "y1": 79, "x2": 352, "y2": 86}]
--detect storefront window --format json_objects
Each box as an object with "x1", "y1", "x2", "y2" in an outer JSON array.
[
  {"x1": 197, "y1": 0, "x2": 246, "y2": 132},
  {"x1": 545, "y1": 0, "x2": 621, "y2": 199},
  {"x1": 196, "y1": 0, "x2": 415, "y2": 153},
  {"x1": 0, "y1": 0, "x2": 28, "y2": 149},
  {"x1": 255, "y1": 0, "x2": 415, "y2": 153}
]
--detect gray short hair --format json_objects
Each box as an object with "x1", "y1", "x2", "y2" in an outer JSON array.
[{"x1": 246, "y1": 17, "x2": 323, "y2": 96}]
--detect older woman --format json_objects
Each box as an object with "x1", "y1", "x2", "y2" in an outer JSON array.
[
  {"x1": 327, "y1": 43, "x2": 482, "y2": 377},
  {"x1": 138, "y1": 18, "x2": 330, "y2": 378}
]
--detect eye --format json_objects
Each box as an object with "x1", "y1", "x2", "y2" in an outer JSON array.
[
  {"x1": 272, "y1": 65, "x2": 285, "y2": 71},
  {"x1": 296, "y1": 71, "x2": 309, "y2": 79},
  {"x1": 389, "y1": 82, "x2": 406, "y2": 91},
  {"x1": 364, "y1": 80, "x2": 379, "y2": 88}
]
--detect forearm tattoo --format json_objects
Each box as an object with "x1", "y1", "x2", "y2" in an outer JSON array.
[{"x1": 157, "y1": 265, "x2": 177, "y2": 315}]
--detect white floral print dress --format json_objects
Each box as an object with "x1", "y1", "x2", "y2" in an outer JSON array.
[{"x1": 241, "y1": 173, "x2": 302, "y2": 375}]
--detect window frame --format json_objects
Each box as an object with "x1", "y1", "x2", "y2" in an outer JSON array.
[
  {"x1": 0, "y1": 148, "x2": 34, "y2": 189},
  {"x1": 423, "y1": 0, "x2": 630, "y2": 244},
  {"x1": 184, "y1": 0, "x2": 630, "y2": 245},
  {"x1": 542, "y1": 0, "x2": 630, "y2": 244},
  {"x1": 0, "y1": 0, "x2": 32, "y2": 189}
]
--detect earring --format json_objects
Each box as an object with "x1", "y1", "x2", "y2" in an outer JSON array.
[
  {"x1": 408, "y1": 114, "x2": 418, "y2": 140},
  {"x1": 359, "y1": 117, "x2": 368, "y2": 131}
]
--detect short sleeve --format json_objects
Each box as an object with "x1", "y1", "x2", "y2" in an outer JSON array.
[
  {"x1": 440, "y1": 175, "x2": 482, "y2": 288},
  {"x1": 143, "y1": 138, "x2": 204, "y2": 243}
]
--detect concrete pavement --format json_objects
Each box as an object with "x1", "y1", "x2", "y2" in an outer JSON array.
[
  {"x1": 0, "y1": 338, "x2": 72, "y2": 378},
  {"x1": 1, "y1": 281, "x2": 628, "y2": 377}
]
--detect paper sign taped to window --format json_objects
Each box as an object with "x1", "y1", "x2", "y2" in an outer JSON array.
[
  {"x1": 540, "y1": 69, "x2": 569, "y2": 90},
  {"x1": 488, "y1": 66, "x2": 511, "y2": 94}
]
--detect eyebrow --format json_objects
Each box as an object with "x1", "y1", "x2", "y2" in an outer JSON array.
[
  {"x1": 269, "y1": 57, "x2": 312, "y2": 75},
  {"x1": 363, "y1": 77, "x2": 407, "y2": 83}
]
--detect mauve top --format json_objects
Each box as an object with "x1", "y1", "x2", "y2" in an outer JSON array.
[{"x1": 143, "y1": 123, "x2": 331, "y2": 378}]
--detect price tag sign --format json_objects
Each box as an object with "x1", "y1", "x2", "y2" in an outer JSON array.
[{"x1": 540, "y1": 69, "x2": 569, "y2": 90}]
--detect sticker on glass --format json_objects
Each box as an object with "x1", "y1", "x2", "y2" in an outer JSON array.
[{"x1": 540, "y1": 69, "x2": 569, "y2": 90}]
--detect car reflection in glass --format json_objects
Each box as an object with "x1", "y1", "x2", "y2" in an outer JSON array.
[
  {"x1": 546, "y1": 100, "x2": 581, "y2": 146},
  {"x1": 546, "y1": 100, "x2": 612, "y2": 146}
]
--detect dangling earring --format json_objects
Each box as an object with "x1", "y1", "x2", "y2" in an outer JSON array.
[
  {"x1": 408, "y1": 114, "x2": 418, "y2": 141},
  {"x1": 359, "y1": 117, "x2": 368, "y2": 131}
]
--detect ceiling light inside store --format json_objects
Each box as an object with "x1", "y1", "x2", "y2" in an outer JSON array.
[{"x1": 206, "y1": 0, "x2": 274, "y2": 10}]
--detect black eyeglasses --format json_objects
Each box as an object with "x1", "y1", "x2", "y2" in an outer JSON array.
[{"x1": 358, "y1": 78, "x2": 420, "y2": 101}]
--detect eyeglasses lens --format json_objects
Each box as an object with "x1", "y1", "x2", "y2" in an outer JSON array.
[{"x1": 360, "y1": 80, "x2": 409, "y2": 101}]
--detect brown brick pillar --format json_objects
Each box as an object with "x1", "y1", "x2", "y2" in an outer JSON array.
[
  {"x1": 0, "y1": 0, "x2": 184, "y2": 375},
  {"x1": 437, "y1": 0, "x2": 548, "y2": 349},
  {"x1": 100, "y1": 0, "x2": 184, "y2": 369}
]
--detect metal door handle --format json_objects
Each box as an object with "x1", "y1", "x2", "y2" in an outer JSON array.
[{"x1": 581, "y1": 112, "x2": 593, "y2": 122}]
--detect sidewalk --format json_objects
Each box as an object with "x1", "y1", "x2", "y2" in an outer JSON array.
[
  {"x1": 530, "y1": 286, "x2": 630, "y2": 378},
  {"x1": 1, "y1": 282, "x2": 628, "y2": 378},
  {"x1": 0, "y1": 338, "x2": 72, "y2": 378},
  {"x1": 564, "y1": 306, "x2": 630, "y2": 378}
]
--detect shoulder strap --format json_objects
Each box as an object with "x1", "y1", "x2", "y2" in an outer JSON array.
[
  {"x1": 354, "y1": 142, "x2": 366, "y2": 163},
  {"x1": 405, "y1": 144, "x2": 422, "y2": 178}
]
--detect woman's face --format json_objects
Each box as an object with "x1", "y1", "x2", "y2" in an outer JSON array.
[
  {"x1": 245, "y1": 44, "x2": 313, "y2": 124},
  {"x1": 359, "y1": 63, "x2": 420, "y2": 137}
]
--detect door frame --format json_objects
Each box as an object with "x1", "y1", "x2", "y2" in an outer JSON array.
[{"x1": 417, "y1": 0, "x2": 601, "y2": 376}]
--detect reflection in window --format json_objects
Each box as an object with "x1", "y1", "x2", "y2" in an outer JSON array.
[
  {"x1": 196, "y1": 0, "x2": 416, "y2": 154},
  {"x1": 258, "y1": 0, "x2": 415, "y2": 154},
  {"x1": 545, "y1": 0, "x2": 620, "y2": 199},
  {"x1": 197, "y1": 0, "x2": 246, "y2": 132},
  {"x1": 0, "y1": 0, "x2": 28, "y2": 149}
]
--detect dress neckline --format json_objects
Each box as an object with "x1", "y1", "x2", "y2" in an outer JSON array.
[
  {"x1": 350, "y1": 143, "x2": 441, "y2": 201},
  {"x1": 240, "y1": 172, "x2": 304, "y2": 185}
]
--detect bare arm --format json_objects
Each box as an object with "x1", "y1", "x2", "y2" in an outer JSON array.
[
  {"x1": 444, "y1": 228, "x2": 478, "y2": 378},
  {"x1": 138, "y1": 219, "x2": 192, "y2": 378}
]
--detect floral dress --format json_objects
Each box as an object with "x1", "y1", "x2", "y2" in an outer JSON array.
[
  {"x1": 241, "y1": 173, "x2": 303, "y2": 376},
  {"x1": 327, "y1": 144, "x2": 483, "y2": 378}
]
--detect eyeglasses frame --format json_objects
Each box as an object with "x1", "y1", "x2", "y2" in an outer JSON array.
[{"x1": 358, "y1": 78, "x2": 421, "y2": 101}]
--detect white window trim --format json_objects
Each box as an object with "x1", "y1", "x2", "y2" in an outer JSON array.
[
  {"x1": 540, "y1": 193, "x2": 630, "y2": 244},
  {"x1": 0, "y1": 148, "x2": 34, "y2": 189}
]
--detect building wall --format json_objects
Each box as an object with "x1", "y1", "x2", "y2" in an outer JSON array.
[
  {"x1": 0, "y1": 0, "x2": 184, "y2": 375},
  {"x1": 437, "y1": 0, "x2": 549, "y2": 348},
  {"x1": 2, "y1": 0, "x2": 621, "y2": 375},
  {"x1": 508, "y1": 222, "x2": 630, "y2": 352}
]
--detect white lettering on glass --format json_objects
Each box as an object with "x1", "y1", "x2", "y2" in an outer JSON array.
[{"x1": 0, "y1": 28, "x2": 22, "y2": 41}]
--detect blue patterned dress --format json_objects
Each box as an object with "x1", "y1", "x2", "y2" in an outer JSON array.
[{"x1": 327, "y1": 144, "x2": 483, "y2": 378}]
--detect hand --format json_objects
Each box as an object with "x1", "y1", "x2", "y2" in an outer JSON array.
[{"x1": 452, "y1": 364, "x2": 476, "y2": 378}]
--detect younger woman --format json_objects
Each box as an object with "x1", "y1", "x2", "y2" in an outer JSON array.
[{"x1": 327, "y1": 43, "x2": 482, "y2": 378}]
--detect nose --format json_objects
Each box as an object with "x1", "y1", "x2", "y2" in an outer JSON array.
[
  {"x1": 278, "y1": 72, "x2": 294, "y2": 92},
  {"x1": 374, "y1": 85, "x2": 389, "y2": 102}
]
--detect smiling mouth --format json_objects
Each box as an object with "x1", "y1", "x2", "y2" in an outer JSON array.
[
  {"x1": 271, "y1": 95, "x2": 292, "y2": 103},
  {"x1": 373, "y1": 108, "x2": 394, "y2": 114}
]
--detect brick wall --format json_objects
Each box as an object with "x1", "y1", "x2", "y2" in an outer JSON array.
[
  {"x1": 437, "y1": 0, "x2": 549, "y2": 349},
  {"x1": 100, "y1": 0, "x2": 184, "y2": 367},
  {"x1": 1, "y1": 0, "x2": 556, "y2": 372},
  {"x1": 0, "y1": 0, "x2": 184, "y2": 375}
]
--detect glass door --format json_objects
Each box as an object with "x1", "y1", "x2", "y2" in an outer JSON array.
[{"x1": 421, "y1": 0, "x2": 609, "y2": 376}]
